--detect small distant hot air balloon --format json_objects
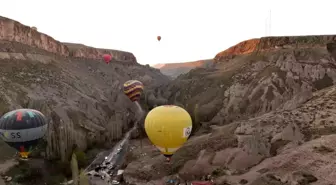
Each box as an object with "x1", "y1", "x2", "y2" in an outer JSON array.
[
  {"x1": 145, "y1": 105, "x2": 192, "y2": 161},
  {"x1": 123, "y1": 80, "x2": 144, "y2": 102},
  {"x1": 157, "y1": 36, "x2": 161, "y2": 41},
  {"x1": 103, "y1": 54, "x2": 112, "y2": 64},
  {"x1": 0, "y1": 109, "x2": 48, "y2": 159}
]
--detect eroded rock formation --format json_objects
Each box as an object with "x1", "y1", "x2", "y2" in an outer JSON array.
[
  {"x1": 123, "y1": 35, "x2": 336, "y2": 185},
  {"x1": 0, "y1": 16, "x2": 169, "y2": 161},
  {"x1": 162, "y1": 36, "x2": 336, "y2": 132}
]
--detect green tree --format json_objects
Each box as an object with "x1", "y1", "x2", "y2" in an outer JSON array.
[{"x1": 71, "y1": 153, "x2": 79, "y2": 185}]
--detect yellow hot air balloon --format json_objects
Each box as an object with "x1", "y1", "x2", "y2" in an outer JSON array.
[{"x1": 144, "y1": 105, "x2": 192, "y2": 160}]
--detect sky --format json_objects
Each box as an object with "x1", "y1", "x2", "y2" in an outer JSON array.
[{"x1": 1, "y1": 0, "x2": 336, "y2": 65}]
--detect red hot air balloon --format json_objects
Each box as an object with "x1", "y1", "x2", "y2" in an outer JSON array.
[
  {"x1": 103, "y1": 54, "x2": 112, "y2": 64},
  {"x1": 157, "y1": 36, "x2": 161, "y2": 41}
]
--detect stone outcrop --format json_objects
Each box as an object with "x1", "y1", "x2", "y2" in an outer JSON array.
[
  {"x1": 0, "y1": 16, "x2": 69, "y2": 56},
  {"x1": 64, "y1": 43, "x2": 137, "y2": 63},
  {"x1": 215, "y1": 35, "x2": 336, "y2": 62}
]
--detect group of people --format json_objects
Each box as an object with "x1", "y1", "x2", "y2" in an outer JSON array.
[{"x1": 86, "y1": 146, "x2": 124, "y2": 184}]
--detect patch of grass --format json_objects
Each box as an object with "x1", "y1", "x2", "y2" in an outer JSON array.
[
  {"x1": 46, "y1": 174, "x2": 66, "y2": 185},
  {"x1": 6, "y1": 161, "x2": 43, "y2": 184},
  {"x1": 74, "y1": 151, "x2": 88, "y2": 169},
  {"x1": 211, "y1": 167, "x2": 228, "y2": 177},
  {"x1": 50, "y1": 160, "x2": 72, "y2": 178}
]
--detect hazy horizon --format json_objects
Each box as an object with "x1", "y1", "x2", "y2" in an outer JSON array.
[{"x1": 1, "y1": 0, "x2": 336, "y2": 65}]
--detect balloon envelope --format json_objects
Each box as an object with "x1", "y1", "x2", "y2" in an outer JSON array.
[
  {"x1": 103, "y1": 54, "x2": 112, "y2": 64},
  {"x1": 144, "y1": 105, "x2": 192, "y2": 157},
  {"x1": 157, "y1": 36, "x2": 161, "y2": 41},
  {"x1": 123, "y1": 80, "x2": 144, "y2": 102},
  {"x1": 0, "y1": 109, "x2": 48, "y2": 158}
]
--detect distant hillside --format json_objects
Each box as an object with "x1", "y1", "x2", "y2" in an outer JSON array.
[{"x1": 153, "y1": 59, "x2": 214, "y2": 78}]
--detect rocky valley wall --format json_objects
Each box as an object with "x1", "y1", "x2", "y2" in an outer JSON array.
[
  {"x1": 124, "y1": 36, "x2": 336, "y2": 185},
  {"x1": 215, "y1": 35, "x2": 336, "y2": 61},
  {"x1": 163, "y1": 35, "x2": 336, "y2": 134},
  {"x1": 0, "y1": 16, "x2": 169, "y2": 162}
]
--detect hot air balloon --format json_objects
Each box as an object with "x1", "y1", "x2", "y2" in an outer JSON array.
[
  {"x1": 157, "y1": 36, "x2": 161, "y2": 41},
  {"x1": 103, "y1": 54, "x2": 112, "y2": 64},
  {"x1": 144, "y1": 105, "x2": 192, "y2": 161},
  {"x1": 0, "y1": 109, "x2": 48, "y2": 159},
  {"x1": 123, "y1": 80, "x2": 144, "y2": 102}
]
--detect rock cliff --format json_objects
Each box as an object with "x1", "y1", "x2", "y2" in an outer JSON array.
[
  {"x1": 123, "y1": 36, "x2": 336, "y2": 185},
  {"x1": 161, "y1": 35, "x2": 336, "y2": 132},
  {"x1": 0, "y1": 16, "x2": 169, "y2": 162},
  {"x1": 0, "y1": 16, "x2": 136, "y2": 63},
  {"x1": 215, "y1": 35, "x2": 336, "y2": 61},
  {"x1": 153, "y1": 59, "x2": 214, "y2": 78}
]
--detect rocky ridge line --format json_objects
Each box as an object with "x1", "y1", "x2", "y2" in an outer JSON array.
[
  {"x1": 0, "y1": 16, "x2": 136, "y2": 63},
  {"x1": 215, "y1": 35, "x2": 336, "y2": 62}
]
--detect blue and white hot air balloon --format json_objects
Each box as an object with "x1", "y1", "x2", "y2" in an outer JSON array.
[{"x1": 0, "y1": 109, "x2": 48, "y2": 159}]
